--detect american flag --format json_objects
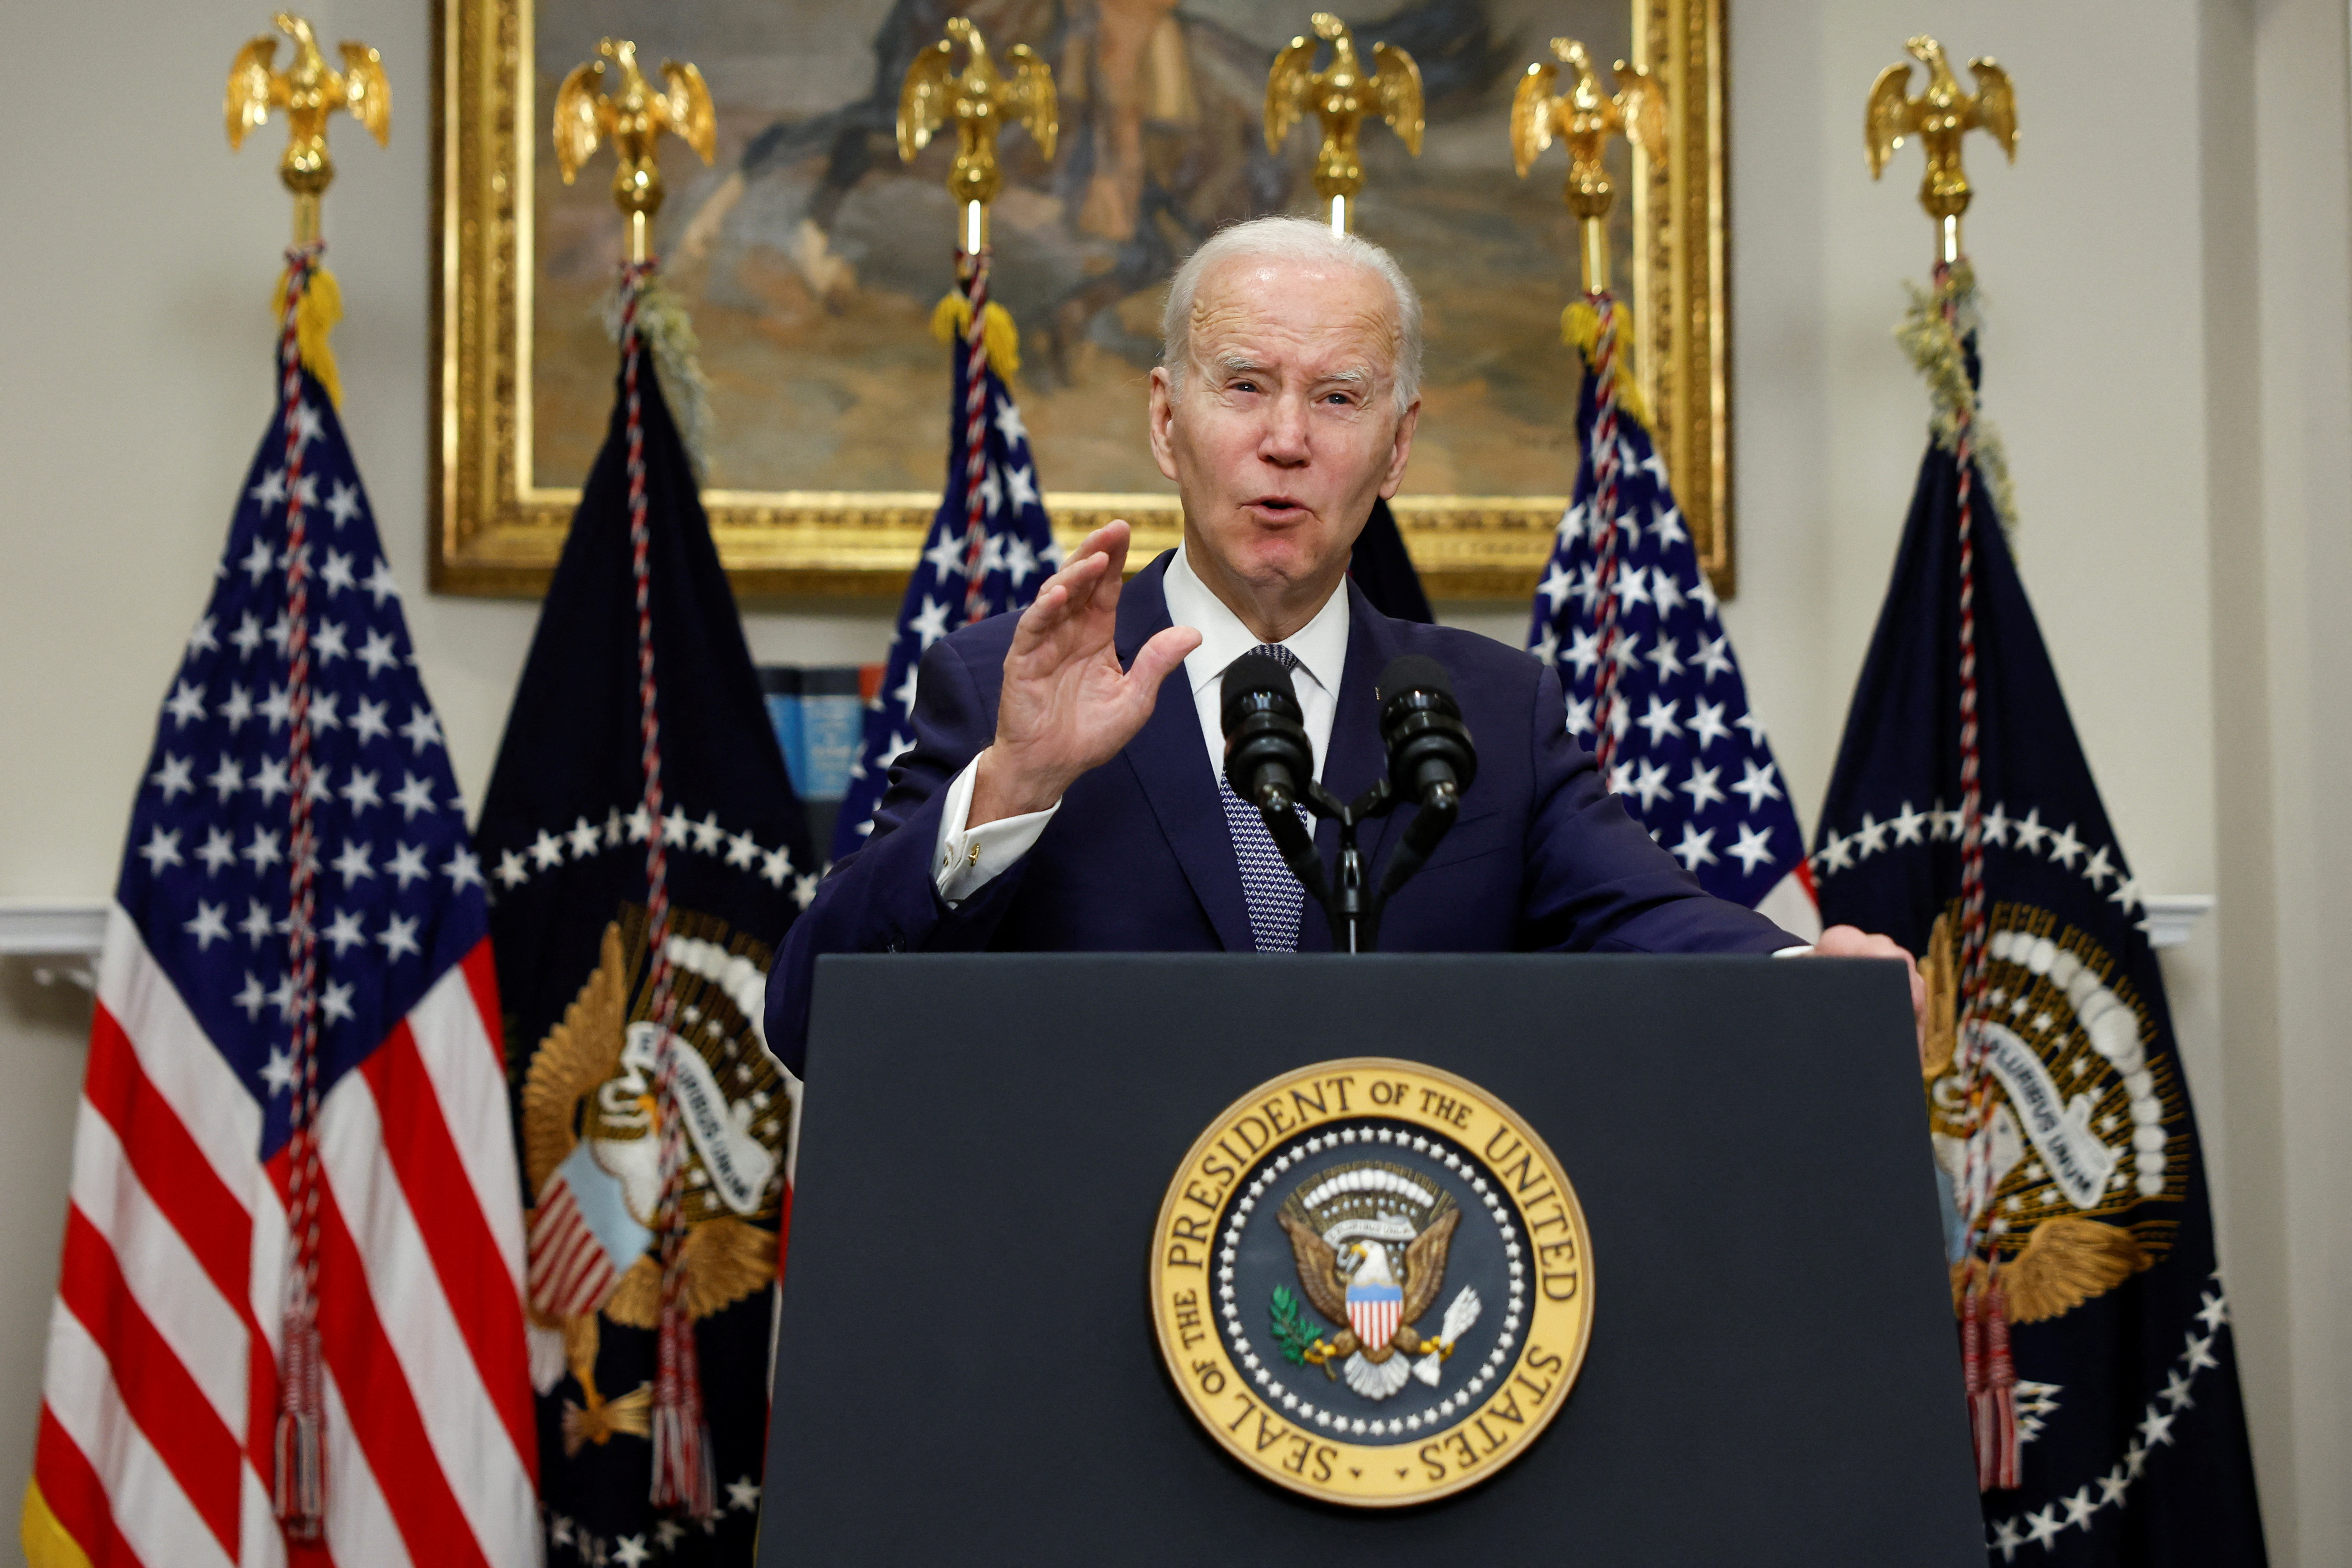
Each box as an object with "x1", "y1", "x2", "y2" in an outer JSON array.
[
  {"x1": 1526, "y1": 350, "x2": 1820, "y2": 939},
  {"x1": 25, "y1": 268, "x2": 536, "y2": 1565},
  {"x1": 830, "y1": 257, "x2": 1061, "y2": 861}
]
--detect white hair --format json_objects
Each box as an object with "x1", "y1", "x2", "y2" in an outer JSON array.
[{"x1": 1158, "y1": 216, "x2": 1424, "y2": 410}]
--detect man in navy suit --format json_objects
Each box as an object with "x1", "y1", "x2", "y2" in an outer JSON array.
[{"x1": 767, "y1": 218, "x2": 1918, "y2": 1072}]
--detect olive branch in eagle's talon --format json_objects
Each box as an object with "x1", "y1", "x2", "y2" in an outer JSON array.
[{"x1": 1269, "y1": 1286, "x2": 1339, "y2": 1376}]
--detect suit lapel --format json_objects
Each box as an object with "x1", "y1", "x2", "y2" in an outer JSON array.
[
  {"x1": 1119, "y1": 555, "x2": 1255, "y2": 953},
  {"x1": 1299, "y1": 581, "x2": 1406, "y2": 953}
]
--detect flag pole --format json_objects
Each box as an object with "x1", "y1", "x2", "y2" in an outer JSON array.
[
  {"x1": 224, "y1": 13, "x2": 391, "y2": 1537},
  {"x1": 227, "y1": 13, "x2": 389, "y2": 247},
  {"x1": 1865, "y1": 32, "x2": 2021, "y2": 1494},
  {"x1": 1262, "y1": 15, "x2": 1442, "y2": 626},
  {"x1": 553, "y1": 37, "x2": 715, "y2": 268},
  {"x1": 899, "y1": 17, "x2": 1057, "y2": 622},
  {"x1": 1510, "y1": 39, "x2": 1664, "y2": 778},
  {"x1": 1261, "y1": 11, "x2": 1425, "y2": 239},
  {"x1": 550, "y1": 34, "x2": 722, "y2": 1521},
  {"x1": 1864, "y1": 35, "x2": 2016, "y2": 273}
]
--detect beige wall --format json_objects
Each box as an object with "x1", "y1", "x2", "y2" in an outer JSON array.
[{"x1": 2, "y1": 0, "x2": 2345, "y2": 1559}]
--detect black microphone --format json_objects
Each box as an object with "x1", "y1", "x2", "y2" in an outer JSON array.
[
  {"x1": 1373, "y1": 656, "x2": 1477, "y2": 905},
  {"x1": 1221, "y1": 652, "x2": 1314, "y2": 812},
  {"x1": 1221, "y1": 652, "x2": 1329, "y2": 908},
  {"x1": 1377, "y1": 655, "x2": 1477, "y2": 812}
]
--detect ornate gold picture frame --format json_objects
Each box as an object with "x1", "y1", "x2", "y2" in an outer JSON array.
[{"x1": 430, "y1": 0, "x2": 1730, "y2": 600}]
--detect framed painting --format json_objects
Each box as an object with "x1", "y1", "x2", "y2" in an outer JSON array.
[{"x1": 431, "y1": 0, "x2": 1731, "y2": 600}]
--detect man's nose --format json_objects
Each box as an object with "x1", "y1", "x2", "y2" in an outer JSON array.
[{"x1": 1258, "y1": 392, "x2": 1311, "y2": 466}]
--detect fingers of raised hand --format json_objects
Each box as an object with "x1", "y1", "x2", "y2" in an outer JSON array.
[
  {"x1": 1083, "y1": 624, "x2": 1199, "y2": 752},
  {"x1": 1103, "y1": 625, "x2": 1200, "y2": 723},
  {"x1": 1128, "y1": 625, "x2": 1202, "y2": 696},
  {"x1": 1012, "y1": 558, "x2": 1105, "y2": 654},
  {"x1": 1094, "y1": 518, "x2": 1134, "y2": 579},
  {"x1": 1064, "y1": 521, "x2": 1134, "y2": 623}
]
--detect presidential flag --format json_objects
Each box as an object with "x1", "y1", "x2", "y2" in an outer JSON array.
[
  {"x1": 831, "y1": 255, "x2": 1062, "y2": 861},
  {"x1": 1812, "y1": 267, "x2": 2265, "y2": 1564},
  {"x1": 22, "y1": 247, "x2": 536, "y2": 1566},
  {"x1": 474, "y1": 269, "x2": 811, "y2": 1564},
  {"x1": 1526, "y1": 305, "x2": 1820, "y2": 939}
]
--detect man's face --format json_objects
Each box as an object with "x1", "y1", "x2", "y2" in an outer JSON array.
[{"x1": 1148, "y1": 256, "x2": 1419, "y2": 609}]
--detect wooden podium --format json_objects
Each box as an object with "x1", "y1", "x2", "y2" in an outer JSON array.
[{"x1": 761, "y1": 954, "x2": 1982, "y2": 1564}]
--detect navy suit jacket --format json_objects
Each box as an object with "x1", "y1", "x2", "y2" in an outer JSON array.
[{"x1": 766, "y1": 553, "x2": 1794, "y2": 1072}]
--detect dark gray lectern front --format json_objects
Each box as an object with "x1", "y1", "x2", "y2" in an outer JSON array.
[{"x1": 763, "y1": 955, "x2": 1981, "y2": 1565}]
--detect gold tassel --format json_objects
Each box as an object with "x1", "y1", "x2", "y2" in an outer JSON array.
[
  {"x1": 1895, "y1": 264, "x2": 2018, "y2": 533},
  {"x1": 1559, "y1": 299, "x2": 1602, "y2": 358},
  {"x1": 20, "y1": 1480, "x2": 93, "y2": 1568},
  {"x1": 1559, "y1": 299, "x2": 1652, "y2": 429},
  {"x1": 269, "y1": 265, "x2": 345, "y2": 408},
  {"x1": 930, "y1": 293, "x2": 1022, "y2": 377}
]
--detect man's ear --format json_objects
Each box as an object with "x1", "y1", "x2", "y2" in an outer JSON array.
[
  {"x1": 1148, "y1": 366, "x2": 1180, "y2": 484},
  {"x1": 1377, "y1": 399, "x2": 1422, "y2": 500}
]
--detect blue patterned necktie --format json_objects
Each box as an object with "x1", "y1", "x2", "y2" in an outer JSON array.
[{"x1": 1218, "y1": 644, "x2": 1307, "y2": 952}]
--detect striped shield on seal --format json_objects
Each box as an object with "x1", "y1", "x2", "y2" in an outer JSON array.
[{"x1": 1346, "y1": 1280, "x2": 1403, "y2": 1351}]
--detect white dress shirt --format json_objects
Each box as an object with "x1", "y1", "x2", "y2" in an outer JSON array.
[{"x1": 929, "y1": 547, "x2": 1351, "y2": 902}]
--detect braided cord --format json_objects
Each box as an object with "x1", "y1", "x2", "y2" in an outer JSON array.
[
  {"x1": 1946, "y1": 257, "x2": 1992, "y2": 1244},
  {"x1": 1938, "y1": 258, "x2": 2020, "y2": 1493},
  {"x1": 624, "y1": 260, "x2": 716, "y2": 1521},
  {"x1": 957, "y1": 248, "x2": 994, "y2": 624},
  {"x1": 1583, "y1": 291, "x2": 1631, "y2": 776},
  {"x1": 272, "y1": 240, "x2": 329, "y2": 1540}
]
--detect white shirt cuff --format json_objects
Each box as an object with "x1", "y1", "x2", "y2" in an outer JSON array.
[
  {"x1": 933, "y1": 749, "x2": 1059, "y2": 905},
  {"x1": 1771, "y1": 944, "x2": 1816, "y2": 957}
]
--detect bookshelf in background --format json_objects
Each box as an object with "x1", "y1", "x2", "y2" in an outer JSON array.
[{"x1": 759, "y1": 664, "x2": 881, "y2": 857}]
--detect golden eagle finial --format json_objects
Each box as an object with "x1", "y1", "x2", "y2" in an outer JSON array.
[
  {"x1": 898, "y1": 17, "x2": 1058, "y2": 250},
  {"x1": 1510, "y1": 38, "x2": 1664, "y2": 292},
  {"x1": 554, "y1": 38, "x2": 717, "y2": 262},
  {"x1": 1866, "y1": 35, "x2": 2017, "y2": 261},
  {"x1": 1265, "y1": 13, "x2": 1424, "y2": 234},
  {"x1": 226, "y1": 13, "x2": 390, "y2": 242}
]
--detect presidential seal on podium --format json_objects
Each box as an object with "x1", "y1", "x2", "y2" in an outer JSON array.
[{"x1": 1151, "y1": 1058, "x2": 1593, "y2": 1505}]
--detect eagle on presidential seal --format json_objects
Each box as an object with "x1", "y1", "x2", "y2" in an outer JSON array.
[
  {"x1": 519, "y1": 908, "x2": 790, "y2": 1454},
  {"x1": 1271, "y1": 1159, "x2": 1483, "y2": 1400}
]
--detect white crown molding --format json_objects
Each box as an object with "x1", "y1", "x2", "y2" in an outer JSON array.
[
  {"x1": 0, "y1": 898, "x2": 108, "y2": 991},
  {"x1": 0, "y1": 892, "x2": 2220, "y2": 960},
  {"x1": 2140, "y1": 894, "x2": 2216, "y2": 951},
  {"x1": 0, "y1": 898, "x2": 108, "y2": 958}
]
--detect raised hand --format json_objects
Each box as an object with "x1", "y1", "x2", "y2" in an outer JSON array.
[{"x1": 970, "y1": 521, "x2": 1202, "y2": 826}]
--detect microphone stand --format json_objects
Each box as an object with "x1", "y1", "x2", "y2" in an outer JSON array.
[
  {"x1": 1262, "y1": 775, "x2": 1455, "y2": 954},
  {"x1": 1234, "y1": 657, "x2": 1470, "y2": 955}
]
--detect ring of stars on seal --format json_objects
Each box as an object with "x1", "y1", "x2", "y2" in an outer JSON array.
[{"x1": 1151, "y1": 1058, "x2": 1593, "y2": 1505}]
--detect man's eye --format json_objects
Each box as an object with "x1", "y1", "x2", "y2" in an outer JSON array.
[
  {"x1": 1324, "y1": 392, "x2": 1355, "y2": 406},
  {"x1": 1232, "y1": 380, "x2": 1259, "y2": 394}
]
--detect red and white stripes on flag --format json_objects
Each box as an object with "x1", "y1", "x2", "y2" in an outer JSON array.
[{"x1": 24, "y1": 909, "x2": 538, "y2": 1566}]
